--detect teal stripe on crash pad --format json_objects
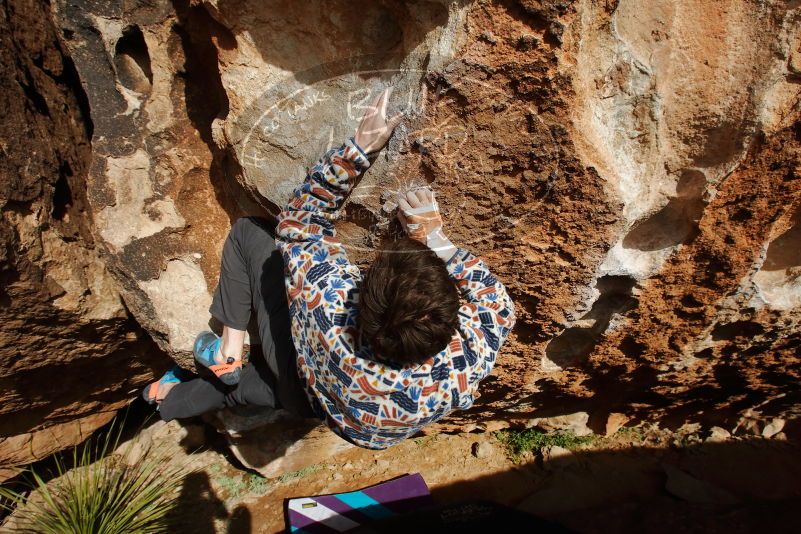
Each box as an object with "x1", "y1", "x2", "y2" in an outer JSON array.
[{"x1": 333, "y1": 491, "x2": 394, "y2": 519}]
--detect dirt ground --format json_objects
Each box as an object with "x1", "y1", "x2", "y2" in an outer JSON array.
[{"x1": 148, "y1": 418, "x2": 801, "y2": 533}]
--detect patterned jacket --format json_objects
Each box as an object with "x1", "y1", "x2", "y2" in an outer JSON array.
[{"x1": 276, "y1": 138, "x2": 516, "y2": 449}]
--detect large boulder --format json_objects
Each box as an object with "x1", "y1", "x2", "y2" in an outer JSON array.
[
  {"x1": 0, "y1": 0, "x2": 167, "y2": 477},
  {"x1": 50, "y1": 0, "x2": 473, "y2": 361},
  {"x1": 3, "y1": 0, "x2": 801, "y2": 474}
]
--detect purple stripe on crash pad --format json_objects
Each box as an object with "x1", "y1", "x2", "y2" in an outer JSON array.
[
  {"x1": 287, "y1": 509, "x2": 340, "y2": 534},
  {"x1": 361, "y1": 473, "x2": 432, "y2": 513},
  {"x1": 314, "y1": 495, "x2": 376, "y2": 525},
  {"x1": 379, "y1": 493, "x2": 433, "y2": 514}
]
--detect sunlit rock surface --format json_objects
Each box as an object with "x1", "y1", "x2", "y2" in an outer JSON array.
[
  {"x1": 2, "y1": 0, "x2": 801, "y2": 472},
  {"x1": 0, "y1": 0, "x2": 167, "y2": 477}
]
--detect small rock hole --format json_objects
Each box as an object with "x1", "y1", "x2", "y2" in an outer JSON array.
[
  {"x1": 761, "y1": 207, "x2": 801, "y2": 272},
  {"x1": 114, "y1": 25, "x2": 153, "y2": 93},
  {"x1": 623, "y1": 170, "x2": 707, "y2": 251},
  {"x1": 618, "y1": 335, "x2": 647, "y2": 358},
  {"x1": 711, "y1": 321, "x2": 765, "y2": 341},
  {"x1": 52, "y1": 162, "x2": 73, "y2": 221},
  {"x1": 545, "y1": 275, "x2": 638, "y2": 367}
]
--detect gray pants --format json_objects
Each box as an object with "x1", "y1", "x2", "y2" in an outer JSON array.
[{"x1": 158, "y1": 217, "x2": 314, "y2": 420}]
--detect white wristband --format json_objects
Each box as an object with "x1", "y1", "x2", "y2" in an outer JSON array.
[{"x1": 426, "y1": 228, "x2": 457, "y2": 263}]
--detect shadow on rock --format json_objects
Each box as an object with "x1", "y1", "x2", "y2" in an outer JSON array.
[
  {"x1": 227, "y1": 504, "x2": 251, "y2": 534},
  {"x1": 429, "y1": 436, "x2": 801, "y2": 533},
  {"x1": 172, "y1": 471, "x2": 228, "y2": 534},
  {"x1": 205, "y1": 406, "x2": 352, "y2": 478}
]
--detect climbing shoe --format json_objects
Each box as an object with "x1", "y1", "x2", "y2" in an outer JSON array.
[
  {"x1": 193, "y1": 330, "x2": 242, "y2": 386},
  {"x1": 143, "y1": 365, "x2": 190, "y2": 404}
]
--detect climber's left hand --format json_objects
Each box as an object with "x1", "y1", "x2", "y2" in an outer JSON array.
[
  {"x1": 354, "y1": 87, "x2": 404, "y2": 154},
  {"x1": 397, "y1": 186, "x2": 458, "y2": 262}
]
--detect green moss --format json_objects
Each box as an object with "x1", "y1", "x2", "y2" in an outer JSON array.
[
  {"x1": 413, "y1": 435, "x2": 437, "y2": 448},
  {"x1": 217, "y1": 475, "x2": 246, "y2": 498},
  {"x1": 277, "y1": 463, "x2": 326, "y2": 483},
  {"x1": 246, "y1": 473, "x2": 269, "y2": 494},
  {"x1": 616, "y1": 425, "x2": 646, "y2": 441},
  {"x1": 494, "y1": 429, "x2": 596, "y2": 460},
  {"x1": 216, "y1": 472, "x2": 270, "y2": 500}
]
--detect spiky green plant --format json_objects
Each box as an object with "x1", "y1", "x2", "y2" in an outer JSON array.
[
  {"x1": 495, "y1": 429, "x2": 596, "y2": 461},
  {"x1": 0, "y1": 418, "x2": 186, "y2": 533},
  {"x1": 277, "y1": 463, "x2": 325, "y2": 484}
]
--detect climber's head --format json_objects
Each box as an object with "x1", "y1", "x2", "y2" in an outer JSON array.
[{"x1": 359, "y1": 237, "x2": 460, "y2": 365}]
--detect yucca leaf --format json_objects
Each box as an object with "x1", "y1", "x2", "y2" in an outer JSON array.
[{"x1": 2, "y1": 416, "x2": 189, "y2": 533}]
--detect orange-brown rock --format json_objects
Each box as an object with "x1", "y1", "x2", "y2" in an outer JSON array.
[
  {"x1": 0, "y1": 0, "x2": 169, "y2": 476},
  {"x1": 2, "y1": 0, "x2": 800, "y2": 474}
]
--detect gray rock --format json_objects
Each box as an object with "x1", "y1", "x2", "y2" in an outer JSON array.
[
  {"x1": 663, "y1": 464, "x2": 739, "y2": 505},
  {"x1": 374, "y1": 459, "x2": 391, "y2": 471},
  {"x1": 605, "y1": 413, "x2": 631, "y2": 436},
  {"x1": 545, "y1": 445, "x2": 572, "y2": 461},
  {"x1": 705, "y1": 426, "x2": 731, "y2": 443},
  {"x1": 472, "y1": 440, "x2": 494, "y2": 459},
  {"x1": 762, "y1": 418, "x2": 786, "y2": 438},
  {"x1": 177, "y1": 423, "x2": 207, "y2": 450},
  {"x1": 528, "y1": 412, "x2": 593, "y2": 437}
]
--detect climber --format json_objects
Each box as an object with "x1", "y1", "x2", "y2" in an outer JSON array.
[{"x1": 143, "y1": 87, "x2": 516, "y2": 448}]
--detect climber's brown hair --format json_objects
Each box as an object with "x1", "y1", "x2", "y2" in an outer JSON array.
[{"x1": 359, "y1": 237, "x2": 460, "y2": 365}]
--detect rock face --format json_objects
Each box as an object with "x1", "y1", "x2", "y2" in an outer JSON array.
[
  {"x1": 2, "y1": 0, "x2": 801, "y2": 472},
  {"x1": 48, "y1": 0, "x2": 238, "y2": 362},
  {"x1": 0, "y1": 0, "x2": 168, "y2": 476},
  {"x1": 48, "y1": 0, "x2": 473, "y2": 361}
]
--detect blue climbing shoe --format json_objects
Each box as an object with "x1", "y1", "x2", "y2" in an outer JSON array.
[
  {"x1": 143, "y1": 365, "x2": 189, "y2": 404},
  {"x1": 193, "y1": 331, "x2": 241, "y2": 386}
]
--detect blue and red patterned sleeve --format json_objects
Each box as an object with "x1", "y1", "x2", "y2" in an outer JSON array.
[
  {"x1": 275, "y1": 139, "x2": 370, "y2": 300},
  {"x1": 446, "y1": 248, "x2": 516, "y2": 394}
]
